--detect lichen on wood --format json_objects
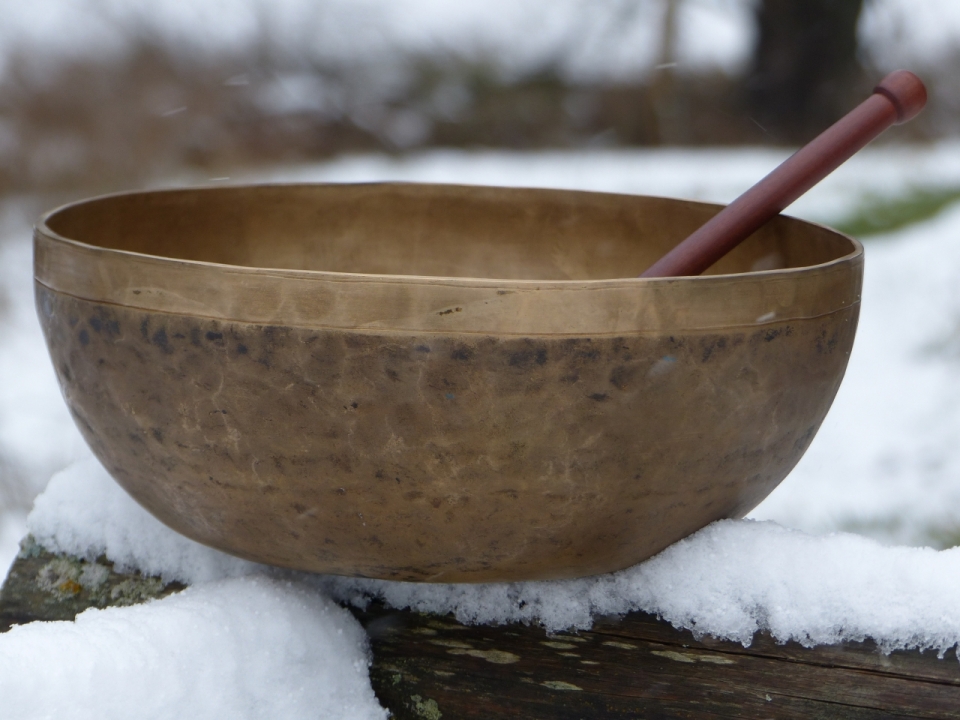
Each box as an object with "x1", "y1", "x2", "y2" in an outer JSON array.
[{"x1": 0, "y1": 535, "x2": 184, "y2": 631}]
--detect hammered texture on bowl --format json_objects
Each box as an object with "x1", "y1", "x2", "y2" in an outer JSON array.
[{"x1": 34, "y1": 184, "x2": 862, "y2": 581}]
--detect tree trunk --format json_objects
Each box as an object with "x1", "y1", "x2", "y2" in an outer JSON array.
[{"x1": 747, "y1": 0, "x2": 867, "y2": 143}]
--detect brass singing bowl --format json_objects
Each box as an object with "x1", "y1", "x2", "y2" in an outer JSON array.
[{"x1": 34, "y1": 183, "x2": 862, "y2": 582}]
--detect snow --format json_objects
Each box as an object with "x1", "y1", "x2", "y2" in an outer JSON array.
[
  {"x1": 0, "y1": 574, "x2": 386, "y2": 720},
  {"x1": 7, "y1": 143, "x2": 960, "y2": 714},
  {"x1": 0, "y1": 0, "x2": 753, "y2": 79},
  {"x1": 246, "y1": 142, "x2": 960, "y2": 227},
  {"x1": 28, "y1": 458, "x2": 257, "y2": 585},
  {"x1": 0, "y1": 0, "x2": 957, "y2": 80},
  {"x1": 752, "y1": 202, "x2": 960, "y2": 545},
  {"x1": 19, "y1": 444, "x2": 960, "y2": 659},
  {"x1": 0, "y1": 198, "x2": 88, "y2": 511},
  {"x1": 323, "y1": 521, "x2": 960, "y2": 654},
  {"x1": 860, "y1": 0, "x2": 960, "y2": 70},
  {"x1": 0, "y1": 511, "x2": 24, "y2": 579}
]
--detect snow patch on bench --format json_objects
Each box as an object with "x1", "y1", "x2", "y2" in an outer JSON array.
[{"x1": 27, "y1": 456, "x2": 960, "y2": 657}]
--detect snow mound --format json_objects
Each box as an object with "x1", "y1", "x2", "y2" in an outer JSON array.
[
  {"x1": 0, "y1": 575, "x2": 386, "y2": 720},
  {"x1": 26, "y1": 456, "x2": 960, "y2": 658},
  {"x1": 28, "y1": 457, "x2": 258, "y2": 584},
  {"x1": 324, "y1": 521, "x2": 960, "y2": 655}
]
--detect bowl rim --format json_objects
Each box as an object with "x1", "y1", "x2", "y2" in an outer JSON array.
[
  {"x1": 34, "y1": 183, "x2": 864, "y2": 337},
  {"x1": 35, "y1": 182, "x2": 863, "y2": 284}
]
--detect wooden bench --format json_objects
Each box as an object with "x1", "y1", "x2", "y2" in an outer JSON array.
[{"x1": 3, "y1": 538, "x2": 958, "y2": 719}]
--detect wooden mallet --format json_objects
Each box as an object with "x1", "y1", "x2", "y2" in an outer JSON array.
[{"x1": 640, "y1": 70, "x2": 928, "y2": 278}]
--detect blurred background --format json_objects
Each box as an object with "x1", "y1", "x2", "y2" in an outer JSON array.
[
  {"x1": 0, "y1": 0, "x2": 957, "y2": 195},
  {"x1": 4, "y1": 0, "x2": 960, "y2": 570}
]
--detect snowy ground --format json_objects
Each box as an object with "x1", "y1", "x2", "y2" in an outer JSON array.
[{"x1": 5, "y1": 144, "x2": 960, "y2": 716}]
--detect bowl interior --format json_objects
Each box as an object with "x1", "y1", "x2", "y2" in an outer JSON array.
[{"x1": 43, "y1": 183, "x2": 856, "y2": 280}]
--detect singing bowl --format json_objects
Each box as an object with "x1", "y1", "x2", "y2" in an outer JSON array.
[{"x1": 34, "y1": 183, "x2": 862, "y2": 582}]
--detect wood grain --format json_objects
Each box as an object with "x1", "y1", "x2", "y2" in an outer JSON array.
[{"x1": 355, "y1": 603, "x2": 960, "y2": 719}]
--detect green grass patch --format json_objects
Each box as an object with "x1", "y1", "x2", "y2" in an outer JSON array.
[
  {"x1": 832, "y1": 186, "x2": 960, "y2": 238},
  {"x1": 837, "y1": 516, "x2": 960, "y2": 550}
]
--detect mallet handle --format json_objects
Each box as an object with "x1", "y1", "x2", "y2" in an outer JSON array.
[{"x1": 640, "y1": 70, "x2": 927, "y2": 278}]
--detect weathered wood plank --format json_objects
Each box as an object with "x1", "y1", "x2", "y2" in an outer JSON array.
[
  {"x1": 595, "y1": 612, "x2": 960, "y2": 687},
  {"x1": 354, "y1": 604, "x2": 960, "y2": 720},
  {"x1": 2, "y1": 537, "x2": 958, "y2": 719},
  {"x1": 0, "y1": 537, "x2": 183, "y2": 632}
]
